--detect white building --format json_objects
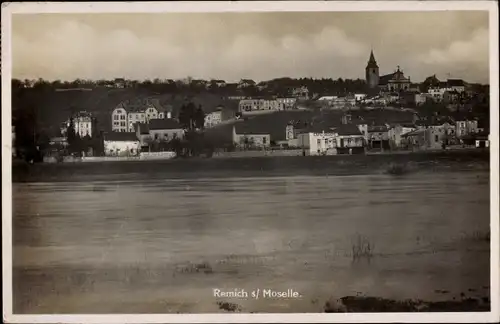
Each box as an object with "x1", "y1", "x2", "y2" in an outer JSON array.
[
  {"x1": 297, "y1": 125, "x2": 365, "y2": 155},
  {"x1": 291, "y1": 86, "x2": 309, "y2": 100},
  {"x1": 103, "y1": 132, "x2": 140, "y2": 156},
  {"x1": 61, "y1": 111, "x2": 95, "y2": 138},
  {"x1": 388, "y1": 124, "x2": 417, "y2": 148},
  {"x1": 148, "y1": 119, "x2": 185, "y2": 142},
  {"x1": 204, "y1": 109, "x2": 223, "y2": 128},
  {"x1": 456, "y1": 120, "x2": 478, "y2": 138},
  {"x1": 232, "y1": 124, "x2": 271, "y2": 148},
  {"x1": 238, "y1": 99, "x2": 284, "y2": 113},
  {"x1": 317, "y1": 96, "x2": 338, "y2": 101},
  {"x1": 111, "y1": 98, "x2": 171, "y2": 132},
  {"x1": 427, "y1": 87, "x2": 448, "y2": 102},
  {"x1": 354, "y1": 93, "x2": 367, "y2": 102},
  {"x1": 276, "y1": 98, "x2": 297, "y2": 110}
]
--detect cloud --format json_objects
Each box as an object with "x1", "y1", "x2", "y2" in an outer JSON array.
[
  {"x1": 414, "y1": 28, "x2": 489, "y2": 81},
  {"x1": 11, "y1": 12, "x2": 490, "y2": 83}
]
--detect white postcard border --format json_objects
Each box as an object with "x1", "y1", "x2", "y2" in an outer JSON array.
[{"x1": 2, "y1": 1, "x2": 499, "y2": 323}]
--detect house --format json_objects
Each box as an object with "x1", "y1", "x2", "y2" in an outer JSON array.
[
  {"x1": 329, "y1": 97, "x2": 355, "y2": 110},
  {"x1": 456, "y1": 120, "x2": 478, "y2": 138},
  {"x1": 317, "y1": 96, "x2": 338, "y2": 101},
  {"x1": 446, "y1": 79, "x2": 466, "y2": 93},
  {"x1": 443, "y1": 90, "x2": 462, "y2": 104},
  {"x1": 148, "y1": 119, "x2": 185, "y2": 142},
  {"x1": 257, "y1": 81, "x2": 268, "y2": 90},
  {"x1": 276, "y1": 97, "x2": 297, "y2": 110},
  {"x1": 103, "y1": 132, "x2": 140, "y2": 156},
  {"x1": 204, "y1": 108, "x2": 223, "y2": 128},
  {"x1": 232, "y1": 123, "x2": 271, "y2": 148},
  {"x1": 215, "y1": 80, "x2": 227, "y2": 87},
  {"x1": 291, "y1": 86, "x2": 310, "y2": 100},
  {"x1": 367, "y1": 125, "x2": 390, "y2": 150},
  {"x1": 207, "y1": 80, "x2": 227, "y2": 89},
  {"x1": 388, "y1": 124, "x2": 417, "y2": 148},
  {"x1": 61, "y1": 111, "x2": 95, "y2": 138},
  {"x1": 297, "y1": 124, "x2": 365, "y2": 156},
  {"x1": 114, "y1": 78, "x2": 126, "y2": 88},
  {"x1": 111, "y1": 104, "x2": 129, "y2": 132},
  {"x1": 238, "y1": 98, "x2": 284, "y2": 113},
  {"x1": 415, "y1": 93, "x2": 430, "y2": 105},
  {"x1": 111, "y1": 98, "x2": 169, "y2": 132},
  {"x1": 237, "y1": 79, "x2": 256, "y2": 89},
  {"x1": 353, "y1": 93, "x2": 367, "y2": 102},
  {"x1": 402, "y1": 127, "x2": 448, "y2": 150}
]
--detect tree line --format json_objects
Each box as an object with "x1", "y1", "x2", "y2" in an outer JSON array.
[{"x1": 12, "y1": 77, "x2": 374, "y2": 98}]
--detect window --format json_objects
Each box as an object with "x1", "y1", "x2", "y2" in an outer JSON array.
[
  {"x1": 263, "y1": 137, "x2": 267, "y2": 144},
  {"x1": 154, "y1": 134, "x2": 159, "y2": 140},
  {"x1": 435, "y1": 135, "x2": 439, "y2": 142},
  {"x1": 317, "y1": 139, "x2": 321, "y2": 146},
  {"x1": 121, "y1": 122, "x2": 125, "y2": 127},
  {"x1": 121, "y1": 115, "x2": 126, "y2": 120}
]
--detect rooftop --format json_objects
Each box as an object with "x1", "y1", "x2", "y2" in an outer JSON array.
[
  {"x1": 134, "y1": 122, "x2": 150, "y2": 134},
  {"x1": 104, "y1": 132, "x2": 138, "y2": 142},
  {"x1": 149, "y1": 118, "x2": 183, "y2": 130}
]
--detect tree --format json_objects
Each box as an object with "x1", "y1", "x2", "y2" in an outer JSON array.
[
  {"x1": 67, "y1": 118, "x2": 78, "y2": 153},
  {"x1": 194, "y1": 105, "x2": 206, "y2": 130},
  {"x1": 178, "y1": 102, "x2": 198, "y2": 131}
]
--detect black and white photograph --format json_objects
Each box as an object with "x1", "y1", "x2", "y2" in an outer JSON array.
[{"x1": 2, "y1": 1, "x2": 499, "y2": 323}]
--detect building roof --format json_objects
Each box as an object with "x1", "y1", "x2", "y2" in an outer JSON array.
[
  {"x1": 402, "y1": 129, "x2": 426, "y2": 137},
  {"x1": 149, "y1": 118, "x2": 183, "y2": 130},
  {"x1": 368, "y1": 125, "x2": 389, "y2": 133},
  {"x1": 233, "y1": 111, "x2": 315, "y2": 138},
  {"x1": 104, "y1": 132, "x2": 138, "y2": 142},
  {"x1": 379, "y1": 67, "x2": 410, "y2": 86},
  {"x1": 134, "y1": 122, "x2": 150, "y2": 134},
  {"x1": 424, "y1": 75, "x2": 441, "y2": 85},
  {"x1": 334, "y1": 124, "x2": 364, "y2": 136},
  {"x1": 352, "y1": 109, "x2": 416, "y2": 126},
  {"x1": 366, "y1": 50, "x2": 379, "y2": 69},
  {"x1": 73, "y1": 111, "x2": 93, "y2": 118},
  {"x1": 447, "y1": 79, "x2": 466, "y2": 87}
]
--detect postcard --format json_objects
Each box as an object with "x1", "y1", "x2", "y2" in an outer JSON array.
[{"x1": 2, "y1": 1, "x2": 498, "y2": 323}]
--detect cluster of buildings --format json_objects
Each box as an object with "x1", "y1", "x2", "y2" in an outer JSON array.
[
  {"x1": 218, "y1": 107, "x2": 488, "y2": 156},
  {"x1": 305, "y1": 50, "x2": 479, "y2": 111}
]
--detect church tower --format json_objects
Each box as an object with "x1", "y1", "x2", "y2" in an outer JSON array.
[{"x1": 365, "y1": 50, "x2": 380, "y2": 89}]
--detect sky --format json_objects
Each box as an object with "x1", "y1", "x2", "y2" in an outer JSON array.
[{"x1": 11, "y1": 11, "x2": 490, "y2": 83}]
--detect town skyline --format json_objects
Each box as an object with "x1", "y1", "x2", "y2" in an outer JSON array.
[{"x1": 12, "y1": 11, "x2": 489, "y2": 83}]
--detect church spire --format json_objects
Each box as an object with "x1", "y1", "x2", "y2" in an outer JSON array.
[{"x1": 367, "y1": 49, "x2": 378, "y2": 68}]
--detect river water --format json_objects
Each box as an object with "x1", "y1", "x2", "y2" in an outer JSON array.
[{"x1": 12, "y1": 153, "x2": 491, "y2": 313}]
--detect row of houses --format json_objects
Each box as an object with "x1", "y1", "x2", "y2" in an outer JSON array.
[{"x1": 206, "y1": 108, "x2": 488, "y2": 156}]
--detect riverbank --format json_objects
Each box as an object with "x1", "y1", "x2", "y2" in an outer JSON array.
[
  {"x1": 211, "y1": 147, "x2": 488, "y2": 158},
  {"x1": 12, "y1": 149, "x2": 489, "y2": 183},
  {"x1": 323, "y1": 295, "x2": 490, "y2": 312}
]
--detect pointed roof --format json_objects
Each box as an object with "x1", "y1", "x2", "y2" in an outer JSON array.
[{"x1": 366, "y1": 50, "x2": 379, "y2": 69}]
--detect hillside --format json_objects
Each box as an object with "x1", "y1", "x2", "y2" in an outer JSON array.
[{"x1": 12, "y1": 87, "x2": 240, "y2": 136}]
